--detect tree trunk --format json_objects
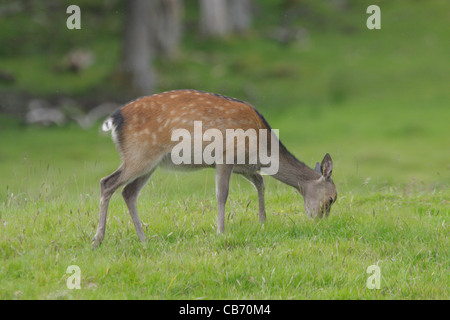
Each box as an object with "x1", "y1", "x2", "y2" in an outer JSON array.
[
  {"x1": 227, "y1": 0, "x2": 252, "y2": 33},
  {"x1": 199, "y1": 0, "x2": 253, "y2": 37},
  {"x1": 120, "y1": 0, "x2": 154, "y2": 95},
  {"x1": 149, "y1": 0, "x2": 184, "y2": 59},
  {"x1": 199, "y1": 0, "x2": 229, "y2": 37}
]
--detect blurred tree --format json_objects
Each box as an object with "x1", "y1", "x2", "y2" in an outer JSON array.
[
  {"x1": 119, "y1": 0, "x2": 184, "y2": 95},
  {"x1": 149, "y1": 0, "x2": 184, "y2": 59},
  {"x1": 199, "y1": 0, "x2": 253, "y2": 37},
  {"x1": 120, "y1": 0, "x2": 154, "y2": 95},
  {"x1": 199, "y1": 0, "x2": 228, "y2": 37},
  {"x1": 227, "y1": 0, "x2": 253, "y2": 33}
]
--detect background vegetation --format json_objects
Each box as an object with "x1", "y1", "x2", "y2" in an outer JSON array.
[{"x1": 0, "y1": 0, "x2": 448, "y2": 299}]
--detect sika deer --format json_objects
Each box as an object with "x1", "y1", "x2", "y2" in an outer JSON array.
[{"x1": 92, "y1": 90, "x2": 336, "y2": 248}]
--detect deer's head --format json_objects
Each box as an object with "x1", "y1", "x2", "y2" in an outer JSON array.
[{"x1": 303, "y1": 153, "x2": 337, "y2": 218}]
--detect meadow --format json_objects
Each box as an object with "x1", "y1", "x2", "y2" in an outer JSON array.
[{"x1": 0, "y1": 1, "x2": 448, "y2": 299}]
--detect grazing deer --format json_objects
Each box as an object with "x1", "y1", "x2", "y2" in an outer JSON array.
[{"x1": 92, "y1": 90, "x2": 336, "y2": 248}]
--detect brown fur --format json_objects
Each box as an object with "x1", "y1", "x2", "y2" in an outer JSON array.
[{"x1": 91, "y1": 90, "x2": 337, "y2": 248}]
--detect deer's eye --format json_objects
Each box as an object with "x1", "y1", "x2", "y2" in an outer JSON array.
[{"x1": 329, "y1": 197, "x2": 334, "y2": 204}]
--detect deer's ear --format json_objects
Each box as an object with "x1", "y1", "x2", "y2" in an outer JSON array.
[
  {"x1": 314, "y1": 162, "x2": 321, "y2": 173},
  {"x1": 320, "y1": 153, "x2": 333, "y2": 180}
]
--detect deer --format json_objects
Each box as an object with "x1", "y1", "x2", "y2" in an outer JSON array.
[{"x1": 92, "y1": 90, "x2": 337, "y2": 248}]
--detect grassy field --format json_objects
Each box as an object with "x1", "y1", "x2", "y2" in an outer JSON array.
[
  {"x1": 0, "y1": 1, "x2": 449, "y2": 299},
  {"x1": 0, "y1": 102, "x2": 448, "y2": 299}
]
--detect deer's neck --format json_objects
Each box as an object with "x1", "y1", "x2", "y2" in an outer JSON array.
[{"x1": 272, "y1": 144, "x2": 321, "y2": 195}]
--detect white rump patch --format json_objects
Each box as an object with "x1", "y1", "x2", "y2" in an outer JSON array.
[
  {"x1": 102, "y1": 117, "x2": 113, "y2": 132},
  {"x1": 101, "y1": 117, "x2": 119, "y2": 144}
]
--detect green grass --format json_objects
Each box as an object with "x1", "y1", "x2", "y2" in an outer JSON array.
[
  {"x1": 1, "y1": 164, "x2": 448, "y2": 299},
  {"x1": 0, "y1": 1, "x2": 449, "y2": 299},
  {"x1": 0, "y1": 104, "x2": 448, "y2": 299}
]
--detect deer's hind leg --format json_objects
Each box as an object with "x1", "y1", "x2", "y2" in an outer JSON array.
[
  {"x1": 92, "y1": 166, "x2": 128, "y2": 248},
  {"x1": 121, "y1": 168, "x2": 156, "y2": 243},
  {"x1": 92, "y1": 159, "x2": 156, "y2": 248}
]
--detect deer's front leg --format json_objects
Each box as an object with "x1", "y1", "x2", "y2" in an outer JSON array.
[
  {"x1": 242, "y1": 172, "x2": 266, "y2": 223},
  {"x1": 215, "y1": 164, "x2": 234, "y2": 234}
]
